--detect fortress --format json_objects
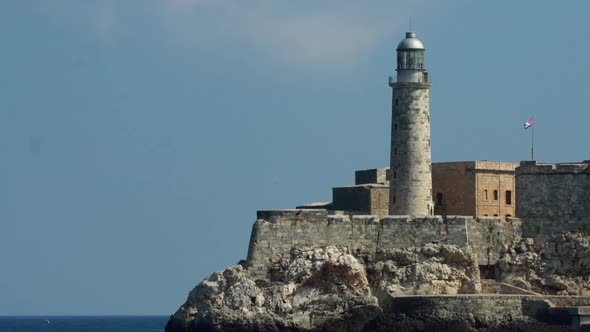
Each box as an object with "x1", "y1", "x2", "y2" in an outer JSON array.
[
  {"x1": 167, "y1": 32, "x2": 590, "y2": 332},
  {"x1": 245, "y1": 32, "x2": 590, "y2": 282}
]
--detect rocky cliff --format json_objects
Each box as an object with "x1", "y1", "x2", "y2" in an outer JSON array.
[
  {"x1": 166, "y1": 244, "x2": 484, "y2": 331},
  {"x1": 498, "y1": 232, "x2": 590, "y2": 296},
  {"x1": 166, "y1": 232, "x2": 590, "y2": 331}
]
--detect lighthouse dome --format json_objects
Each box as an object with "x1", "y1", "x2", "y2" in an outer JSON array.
[{"x1": 397, "y1": 32, "x2": 424, "y2": 50}]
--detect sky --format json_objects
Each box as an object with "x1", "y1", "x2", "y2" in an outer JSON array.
[{"x1": 1, "y1": 0, "x2": 589, "y2": 315}]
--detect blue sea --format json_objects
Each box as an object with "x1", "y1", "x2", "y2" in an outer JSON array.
[{"x1": 0, "y1": 316, "x2": 168, "y2": 332}]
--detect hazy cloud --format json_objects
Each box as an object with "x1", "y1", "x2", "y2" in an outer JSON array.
[
  {"x1": 158, "y1": 1, "x2": 425, "y2": 71},
  {"x1": 36, "y1": 1, "x2": 428, "y2": 71}
]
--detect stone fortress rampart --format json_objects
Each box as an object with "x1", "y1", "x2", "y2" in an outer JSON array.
[
  {"x1": 246, "y1": 159, "x2": 590, "y2": 280},
  {"x1": 246, "y1": 210, "x2": 521, "y2": 279},
  {"x1": 517, "y1": 160, "x2": 590, "y2": 242}
]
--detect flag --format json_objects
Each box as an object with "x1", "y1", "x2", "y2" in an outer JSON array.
[{"x1": 524, "y1": 117, "x2": 534, "y2": 129}]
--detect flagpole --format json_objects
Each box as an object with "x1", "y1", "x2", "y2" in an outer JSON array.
[{"x1": 531, "y1": 120, "x2": 534, "y2": 161}]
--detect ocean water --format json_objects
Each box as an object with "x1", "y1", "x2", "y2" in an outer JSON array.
[{"x1": 0, "y1": 316, "x2": 168, "y2": 332}]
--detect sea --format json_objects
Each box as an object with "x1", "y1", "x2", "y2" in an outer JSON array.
[{"x1": 0, "y1": 316, "x2": 168, "y2": 332}]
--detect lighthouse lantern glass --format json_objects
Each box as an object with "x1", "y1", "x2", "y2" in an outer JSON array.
[{"x1": 397, "y1": 50, "x2": 424, "y2": 70}]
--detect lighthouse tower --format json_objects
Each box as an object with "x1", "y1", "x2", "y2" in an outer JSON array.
[{"x1": 388, "y1": 32, "x2": 434, "y2": 216}]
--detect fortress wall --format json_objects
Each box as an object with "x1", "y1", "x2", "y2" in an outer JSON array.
[
  {"x1": 516, "y1": 162, "x2": 590, "y2": 219},
  {"x1": 246, "y1": 211, "x2": 469, "y2": 279},
  {"x1": 516, "y1": 161, "x2": 590, "y2": 242},
  {"x1": 467, "y1": 217, "x2": 522, "y2": 266},
  {"x1": 246, "y1": 211, "x2": 371, "y2": 279},
  {"x1": 246, "y1": 211, "x2": 522, "y2": 279},
  {"x1": 521, "y1": 217, "x2": 590, "y2": 245},
  {"x1": 382, "y1": 295, "x2": 587, "y2": 327}
]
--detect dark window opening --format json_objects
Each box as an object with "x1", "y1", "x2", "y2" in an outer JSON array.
[
  {"x1": 392, "y1": 196, "x2": 396, "y2": 204},
  {"x1": 436, "y1": 192, "x2": 443, "y2": 206},
  {"x1": 505, "y1": 214, "x2": 512, "y2": 220},
  {"x1": 394, "y1": 123, "x2": 398, "y2": 130},
  {"x1": 479, "y1": 265, "x2": 496, "y2": 280},
  {"x1": 493, "y1": 190, "x2": 499, "y2": 200},
  {"x1": 395, "y1": 99, "x2": 398, "y2": 106},
  {"x1": 484, "y1": 190, "x2": 488, "y2": 201},
  {"x1": 494, "y1": 214, "x2": 498, "y2": 217},
  {"x1": 393, "y1": 172, "x2": 397, "y2": 179},
  {"x1": 505, "y1": 190, "x2": 512, "y2": 205}
]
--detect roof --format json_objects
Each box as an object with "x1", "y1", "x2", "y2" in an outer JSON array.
[{"x1": 397, "y1": 32, "x2": 425, "y2": 50}]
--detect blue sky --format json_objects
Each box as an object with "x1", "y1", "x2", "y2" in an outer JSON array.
[{"x1": 1, "y1": 0, "x2": 589, "y2": 315}]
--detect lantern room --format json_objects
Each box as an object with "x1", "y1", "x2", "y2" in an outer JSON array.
[{"x1": 396, "y1": 32, "x2": 427, "y2": 83}]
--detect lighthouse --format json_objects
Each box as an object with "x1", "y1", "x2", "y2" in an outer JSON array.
[{"x1": 388, "y1": 32, "x2": 434, "y2": 216}]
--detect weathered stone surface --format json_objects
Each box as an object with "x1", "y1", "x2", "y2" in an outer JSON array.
[
  {"x1": 169, "y1": 228, "x2": 590, "y2": 331},
  {"x1": 389, "y1": 83, "x2": 433, "y2": 216},
  {"x1": 517, "y1": 161, "x2": 590, "y2": 220},
  {"x1": 498, "y1": 233, "x2": 590, "y2": 295},
  {"x1": 367, "y1": 243, "x2": 481, "y2": 298},
  {"x1": 166, "y1": 247, "x2": 381, "y2": 332}
]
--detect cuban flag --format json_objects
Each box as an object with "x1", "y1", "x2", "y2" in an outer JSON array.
[{"x1": 524, "y1": 117, "x2": 534, "y2": 129}]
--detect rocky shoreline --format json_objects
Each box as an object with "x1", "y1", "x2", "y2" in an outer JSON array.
[{"x1": 165, "y1": 233, "x2": 590, "y2": 331}]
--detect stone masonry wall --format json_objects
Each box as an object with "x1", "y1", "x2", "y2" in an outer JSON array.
[
  {"x1": 432, "y1": 162, "x2": 475, "y2": 216},
  {"x1": 516, "y1": 161, "x2": 590, "y2": 242},
  {"x1": 390, "y1": 82, "x2": 433, "y2": 215},
  {"x1": 331, "y1": 185, "x2": 389, "y2": 216},
  {"x1": 246, "y1": 210, "x2": 520, "y2": 279},
  {"x1": 516, "y1": 161, "x2": 590, "y2": 219},
  {"x1": 382, "y1": 294, "x2": 590, "y2": 327},
  {"x1": 467, "y1": 217, "x2": 522, "y2": 266},
  {"x1": 355, "y1": 168, "x2": 389, "y2": 185},
  {"x1": 521, "y1": 218, "x2": 590, "y2": 245}
]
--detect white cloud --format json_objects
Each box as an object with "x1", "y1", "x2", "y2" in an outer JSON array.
[
  {"x1": 157, "y1": 1, "x2": 423, "y2": 72},
  {"x1": 36, "y1": 1, "x2": 430, "y2": 71}
]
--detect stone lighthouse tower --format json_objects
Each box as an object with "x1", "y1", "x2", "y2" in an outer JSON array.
[{"x1": 388, "y1": 32, "x2": 434, "y2": 216}]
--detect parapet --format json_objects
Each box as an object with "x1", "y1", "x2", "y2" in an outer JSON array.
[
  {"x1": 355, "y1": 168, "x2": 390, "y2": 185},
  {"x1": 516, "y1": 160, "x2": 590, "y2": 175},
  {"x1": 256, "y1": 209, "x2": 331, "y2": 223}
]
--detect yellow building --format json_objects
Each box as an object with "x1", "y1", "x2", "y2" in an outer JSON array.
[
  {"x1": 432, "y1": 161, "x2": 517, "y2": 220},
  {"x1": 325, "y1": 161, "x2": 518, "y2": 220}
]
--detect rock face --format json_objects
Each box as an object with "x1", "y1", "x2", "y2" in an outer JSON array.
[
  {"x1": 166, "y1": 233, "x2": 590, "y2": 331},
  {"x1": 166, "y1": 244, "x2": 480, "y2": 332},
  {"x1": 366, "y1": 243, "x2": 481, "y2": 298},
  {"x1": 498, "y1": 232, "x2": 590, "y2": 295}
]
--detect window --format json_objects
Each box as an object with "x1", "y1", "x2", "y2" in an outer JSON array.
[
  {"x1": 505, "y1": 190, "x2": 512, "y2": 205},
  {"x1": 393, "y1": 172, "x2": 397, "y2": 179},
  {"x1": 493, "y1": 190, "x2": 498, "y2": 200},
  {"x1": 505, "y1": 214, "x2": 512, "y2": 220},
  {"x1": 484, "y1": 190, "x2": 488, "y2": 201},
  {"x1": 394, "y1": 123, "x2": 398, "y2": 130},
  {"x1": 395, "y1": 99, "x2": 398, "y2": 106},
  {"x1": 436, "y1": 192, "x2": 444, "y2": 206},
  {"x1": 483, "y1": 214, "x2": 488, "y2": 217},
  {"x1": 494, "y1": 214, "x2": 498, "y2": 217},
  {"x1": 392, "y1": 196, "x2": 396, "y2": 204}
]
